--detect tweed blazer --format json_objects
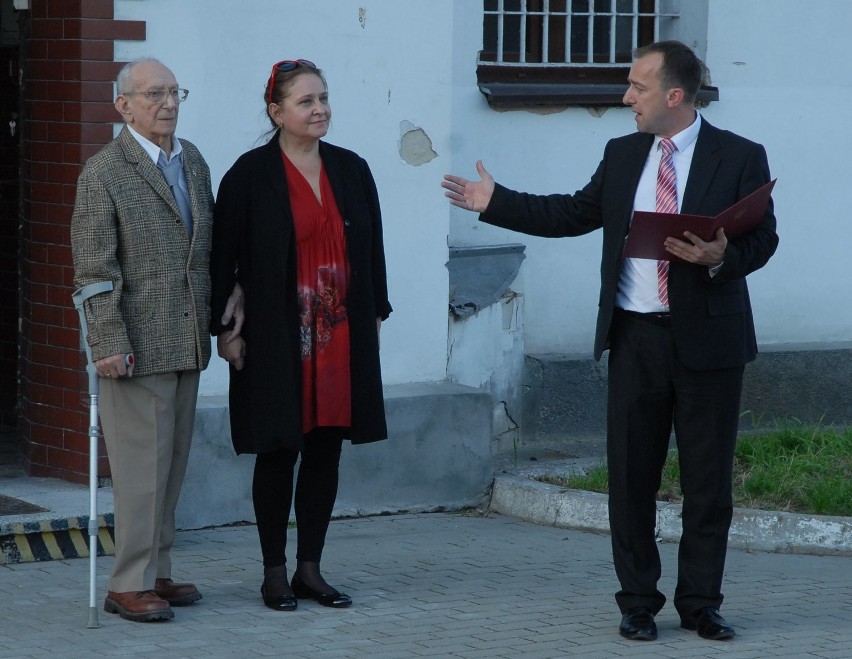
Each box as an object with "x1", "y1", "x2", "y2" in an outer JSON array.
[{"x1": 71, "y1": 125, "x2": 214, "y2": 377}]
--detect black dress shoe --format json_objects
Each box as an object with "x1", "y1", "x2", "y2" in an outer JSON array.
[
  {"x1": 619, "y1": 607, "x2": 657, "y2": 641},
  {"x1": 260, "y1": 583, "x2": 298, "y2": 611},
  {"x1": 291, "y1": 574, "x2": 352, "y2": 608},
  {"x1": 680, "y1": 607, "x2": 736, "y2": 640}
]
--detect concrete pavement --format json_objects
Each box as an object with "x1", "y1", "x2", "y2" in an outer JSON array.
[
  {"x1": 2, "y1": 511, "x2": 851, "y2": 658},
  {"x1": 2, "y1": 438, "x2": 852, "y2": 657}
]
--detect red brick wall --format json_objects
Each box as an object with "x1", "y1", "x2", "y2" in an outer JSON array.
[
  {"x1": 20, "y1": 0, "x2": 144, "y2": 483},
  {"x1": 0, "y1": 46, "x2": 19, "y2": 431}
]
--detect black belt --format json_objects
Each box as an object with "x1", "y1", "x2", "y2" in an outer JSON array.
[{"x1": 616, "y1": 308, "x2": 672, "y2": 327}]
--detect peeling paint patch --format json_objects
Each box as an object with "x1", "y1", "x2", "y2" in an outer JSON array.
[
  {"x1": 358, "y1": 7, "x2": 366, "y2": 29},
  {"x1": 525, "y1": 106, "x2": 567, "y2": 116},
  {"x1": 399, "y1": 120, "x2": 437, "y2": 166}
]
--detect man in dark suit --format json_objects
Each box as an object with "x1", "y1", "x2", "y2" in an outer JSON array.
[
  {"x1": 443, "y1": 40, "x2": 778, "y2": 641},
  {"x1": 72, "y1": 58, "x2": 242, "y2": 622}
]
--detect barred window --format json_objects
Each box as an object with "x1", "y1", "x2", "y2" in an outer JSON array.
[{"x1": 477, "y1": 0, "x2": 717, "y2": 110}]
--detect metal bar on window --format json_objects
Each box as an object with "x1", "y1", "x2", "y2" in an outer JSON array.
[
  {"x1": 632, "y1": 0, "x2": 639, "y2": 52},
  {"x1": 497, "y1": 0, "x2": 505, "y2": 63},
  {"x1": 564, "y1": 1, "x2": 572, "y2": 64},
  {"x1": 587, "y1": 1, "x2": 595, "y2": 64},
  {"x1": 654, "y1": 0, "x2": 660, "y2": 42},
  {"x1": 542, "y1": 0, "x2": 550, "y2": 64},
  {"x1": 610, "y1": 0, "x2": 617, "y2": 63},
  {"x1": 520, "y1": 0, "x2": 527, "y2": 63}
]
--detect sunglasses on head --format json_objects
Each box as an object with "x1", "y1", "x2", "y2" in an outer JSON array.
[{"x1": 266, "y1": 59, "x2": 317, "y2": 103}]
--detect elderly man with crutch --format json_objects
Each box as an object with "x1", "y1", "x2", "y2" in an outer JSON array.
[{"x1": 71, "y1": 57, "x2": 242, "y2": 623}]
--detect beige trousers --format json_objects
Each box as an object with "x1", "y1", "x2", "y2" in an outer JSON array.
[{"x1": 99, "y1": 370, "x2": 200, "y2": 593}]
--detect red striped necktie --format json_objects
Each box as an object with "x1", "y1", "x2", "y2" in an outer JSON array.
[{"x1": 656, "y1": 138, "x2": 677, "y2": 307}]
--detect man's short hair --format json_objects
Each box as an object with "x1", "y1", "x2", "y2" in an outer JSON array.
[
  {"x1": 634, "y1": 40, "x2": 704, "y2": 101},
  {"x1": 115, "y1": 57, "x2": 164, "y2": 96}
]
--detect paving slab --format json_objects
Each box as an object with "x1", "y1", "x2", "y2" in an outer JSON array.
[{"x1": 1, "y1": 513, "x2": 851, "y2": 658}]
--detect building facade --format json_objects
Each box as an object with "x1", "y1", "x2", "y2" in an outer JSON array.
[{"x1": 2, "y1": 0, "x2": 850, "y2": 483}]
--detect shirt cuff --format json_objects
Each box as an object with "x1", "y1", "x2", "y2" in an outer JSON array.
[{"x1": 708, "y1": 261, "x2": 725, "y2": 277}]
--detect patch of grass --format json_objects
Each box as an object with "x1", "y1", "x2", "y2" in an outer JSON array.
[
  {"x1": 538, "y1": 424, "x2": 852, "y2": 516},
  {"x1": 541, "y1": 464, "x2": 610, "y2": 493}
]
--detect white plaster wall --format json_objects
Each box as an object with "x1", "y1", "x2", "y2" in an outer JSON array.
[
  {"x1": 114, "y1": 0, "x2": 455, "y2": 394},
  {"x1": 110, "y1": 0, "x2": 852, "y2": 394},
  {"x1": 703, "y1": 0, "x2": 852, "y2": 346},
  {"x1": 449, "y1": 0, "x2": 852, "y2": 354},
  {"x1": 446, "y1": 16, "x2": 636, "y2": 355},
  {"x1": 447, "y1": 290, "x2": 525, "y2": 443}
]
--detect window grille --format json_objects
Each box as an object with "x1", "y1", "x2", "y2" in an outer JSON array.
[
  {"x1": 481, "y1": 0, "x2": 679, "y2": 68},
  {"x1": 475, "y1": 0, "x2": 716, "y2": 109}
]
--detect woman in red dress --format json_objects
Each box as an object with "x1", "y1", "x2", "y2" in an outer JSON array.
[{"x1": 211, "y1": 60, "x2": 391, "y2": 611}]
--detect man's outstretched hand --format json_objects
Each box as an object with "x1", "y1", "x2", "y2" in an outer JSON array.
[{"x1": 442, "y1": 160, "x2": 495, "y2": 213}]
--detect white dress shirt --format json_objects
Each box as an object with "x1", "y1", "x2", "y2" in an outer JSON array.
[
  {"x1": 615, "y1": 112, "x2": 702, "y2": 312},
  {"x1": 126, "y1": 125, "x2": 189, "y2": 197}
]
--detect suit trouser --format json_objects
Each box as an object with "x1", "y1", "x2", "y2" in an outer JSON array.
[
  {"x1": 99, "y1": 370, "x2": 200, "y2": 592},
  {"x1": 606, "y1": 311, "x2": 743, "y2": 617}
]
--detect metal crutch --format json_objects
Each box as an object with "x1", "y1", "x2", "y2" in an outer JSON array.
[{"x1": 72, "y1": 280, "x2": 114, "y2": 629}]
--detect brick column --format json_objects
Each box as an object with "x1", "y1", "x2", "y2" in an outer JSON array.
[
  {"x1": 0, "y1": 46, "x2": 19, "y2": 431},
  {"x1": 20, "y1": 0, "x2": 144, "y2": 483}
]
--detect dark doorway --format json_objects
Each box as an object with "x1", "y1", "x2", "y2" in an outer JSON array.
[{"x1": 0, "y1": 1, "x2": 23, "y2": 466}]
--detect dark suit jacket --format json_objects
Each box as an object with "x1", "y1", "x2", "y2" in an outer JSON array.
[
  {"x1": 210, "y1": 136, "x2": 392, "y2": 454},
  {"x1": 480, "y1": 119, "x2": 779, "y2": 371},
  {"x1": 71, "y1": 126, "x2": 214, "y2": 376}
]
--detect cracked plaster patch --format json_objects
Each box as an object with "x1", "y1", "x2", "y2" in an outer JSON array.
[{"x1": 399, "y1": 120, "x2": 437, "y2": 166}]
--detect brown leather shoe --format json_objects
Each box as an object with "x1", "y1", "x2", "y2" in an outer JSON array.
[
  {"x1": 154, "y1": 578, "x2": 202, "y2": 606},
  {"x1": 103, "y1": 590, "x2": 173, "y2": 622}
]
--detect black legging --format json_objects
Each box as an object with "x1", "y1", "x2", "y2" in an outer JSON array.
[{"x1": 252, "y1": 428, "x2": 345, "y2": 567}]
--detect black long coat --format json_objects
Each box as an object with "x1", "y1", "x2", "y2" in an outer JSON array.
[{"x1": 210, "y1": 136, "x2": 392, "y2": 454}]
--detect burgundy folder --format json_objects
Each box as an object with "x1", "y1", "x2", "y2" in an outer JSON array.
[{"x1": 624, "y1": 179, "x2": 776, "y2": 261}]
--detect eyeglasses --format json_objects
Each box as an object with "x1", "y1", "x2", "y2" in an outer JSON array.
[
  {"x1": 123, "y1": 88, "x2": 189, "y2": 104},
  {"x1": 266, "y1": 59, "x2": 317, "y2": 103}
]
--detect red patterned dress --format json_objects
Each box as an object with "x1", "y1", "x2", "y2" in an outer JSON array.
[{"x1": 282, "y1": 152, "x2": 351, "y2": 433}]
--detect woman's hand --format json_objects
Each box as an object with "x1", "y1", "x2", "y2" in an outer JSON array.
[
  {"x1": 221, "y1": 282, "x2": 245, "y2": 341},
  {"x1": 218, "y1": 330, "x2": 246, "y2": 370}
]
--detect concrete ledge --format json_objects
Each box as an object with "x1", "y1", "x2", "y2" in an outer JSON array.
[
  {"x1": 0, "y1": 475, "x2": 116, "y2": 564},
  {"x1": 0, "y1": 515, "x2": 114, "y2": 564},
  {"x1": 335, "y1": 382, "x2": 494, "y2": 516},
  {"x1": 523, "y1": 345, "x2": 852, "y2": 446},
  {"x1": 491, "y1": 474, "x2": 852, "y2": 556},
  {"x1": 177, "y1": 382, "x2": 494, "y2": 529},
  {"x1": 178, "y1": 396, "x2": 255, "y2": 530}
]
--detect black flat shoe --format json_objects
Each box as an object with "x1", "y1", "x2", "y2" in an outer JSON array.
[
  {"x1": 619, "y1": 607, "x2": 657, "y2": 641},
  {"x1": 291, "y1": 574, "x2": 352, "y2": 608},
  {"x1": 680, "y1": 607, "x2": 735, "y2": 640},
  {"x1": 260, "y1": 583, "x2": 297, "y2": 612}
]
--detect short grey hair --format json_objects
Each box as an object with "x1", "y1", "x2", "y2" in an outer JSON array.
[{"x1": 115, "y1": 57, "x2": 165, "y2": 95}]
